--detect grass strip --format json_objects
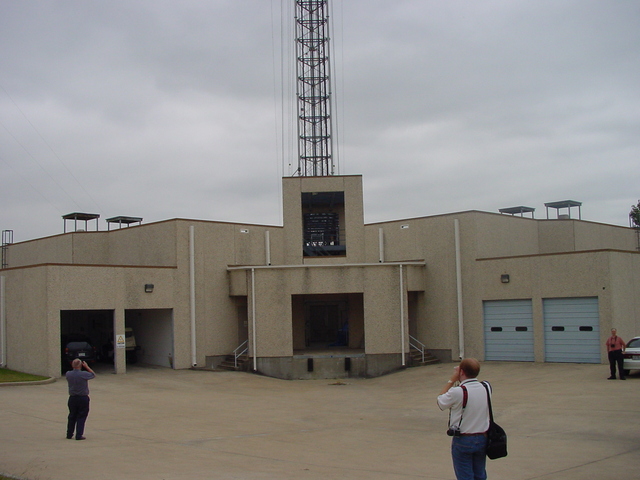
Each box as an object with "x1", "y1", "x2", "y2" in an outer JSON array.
[{"x1": 0, "y1": 368, "x2": 49, "y2": 383}]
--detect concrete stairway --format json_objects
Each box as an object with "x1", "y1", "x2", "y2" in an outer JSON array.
[
  {"x1": 409, "y1": 348, "x2": 440, "y2": 367},
  {"x1": 218, "y1": 354, "x2": 249, "y2": 371}
]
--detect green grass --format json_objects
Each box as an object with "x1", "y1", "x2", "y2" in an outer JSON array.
[{"x1": 0, "y1": 368, "x2": 49, "y2": 383}]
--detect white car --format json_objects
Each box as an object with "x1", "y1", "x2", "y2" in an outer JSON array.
[{"x1": 623, "y1": 336, "x2": 640, "y2": 376}]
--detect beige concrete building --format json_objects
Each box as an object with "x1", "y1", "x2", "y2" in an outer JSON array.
[{"x1": 1, "y1": 174, "x2": 639, "y2": 379}]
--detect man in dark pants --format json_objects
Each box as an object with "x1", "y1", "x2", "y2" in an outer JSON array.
[
  {"x1": 65, "y1": 359, "x2": 96, "y2": 440},
  {"x1": 606, "y1": 328, "x2": 626, "y2": 380}
]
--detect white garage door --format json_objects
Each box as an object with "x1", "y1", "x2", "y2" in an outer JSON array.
[
  {"x1": 484, "y1": 300, "x2": 534, "y2": 362},
  {"x1": 543, "y1": 297, "x2": 600, "y2": 363}
]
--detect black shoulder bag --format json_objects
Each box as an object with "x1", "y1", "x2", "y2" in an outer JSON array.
[{"x1": 481, "y1": 381, "x2": 508, "y2": 460}]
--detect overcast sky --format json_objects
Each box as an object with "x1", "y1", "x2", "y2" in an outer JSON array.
[{"x1": 1, "y1": 0, "x2": 639, "y2": 243}]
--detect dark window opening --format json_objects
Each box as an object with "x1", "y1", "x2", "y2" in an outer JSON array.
[{"x1": 302, "y1": 191, "x2": 346, "y2": 256}]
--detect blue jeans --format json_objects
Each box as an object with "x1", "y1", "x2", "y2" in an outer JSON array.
[{"x1": 451, "y1": 434, "x2": 487, "y2": 480}]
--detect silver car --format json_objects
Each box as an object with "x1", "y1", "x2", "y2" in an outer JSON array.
[{"x1": 623, "y1": 337, "x2": 640, "y2": 376}]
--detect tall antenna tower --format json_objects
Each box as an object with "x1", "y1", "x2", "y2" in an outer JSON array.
[{"x1": 295, "y1": 0, "x2": 334, "y2": 176}]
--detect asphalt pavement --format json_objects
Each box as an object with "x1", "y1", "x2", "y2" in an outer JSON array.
[{"x1": 1, "y1": 361, "x2": 638, "y2": 480}]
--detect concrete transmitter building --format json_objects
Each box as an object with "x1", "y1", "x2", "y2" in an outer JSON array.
[
  {"x1": 1, "y1": 174, "x2": 639, "y2": 379},
  {"x1": 2, "y1": 3, "x2": 639, "y2": 380}
]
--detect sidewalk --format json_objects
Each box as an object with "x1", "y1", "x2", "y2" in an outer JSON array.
[{"x1": 1, "y1": 362, "x2": 638, "y2": 480}]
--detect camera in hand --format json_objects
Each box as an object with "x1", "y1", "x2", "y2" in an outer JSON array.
[{"x1": 447, "y1": 426, "x2": 461, "y2": 437}]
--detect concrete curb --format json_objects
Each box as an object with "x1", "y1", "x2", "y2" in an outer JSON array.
[{"x1": 0, "y1": 377, "x2": 57, "y2": 387}]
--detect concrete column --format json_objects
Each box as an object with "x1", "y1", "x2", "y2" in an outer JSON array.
[{"x1": 113, "y1": 308, "x2": 126, "y2": 374}]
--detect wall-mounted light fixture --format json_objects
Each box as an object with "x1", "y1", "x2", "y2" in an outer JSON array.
[
  {"x1": 144, "y1": 284, "x2": 154, "y2": 293},
  {"x1": 500, "y1": 274, "x2": 510, "y2": 284}
]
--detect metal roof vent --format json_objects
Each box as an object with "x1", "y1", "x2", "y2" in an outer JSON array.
[
  {"x1": 62, "y1": 213, "x2": 100, "y2": 233},
  {"x1": 499, "y1": 206, "x2": 535, "y2": 218},
  {"x1": 106, "y1": 216, "x2": 143, "y2": 230},
  {"x1": 544, "y1": 200, "x2": 582, "y2": 220}
]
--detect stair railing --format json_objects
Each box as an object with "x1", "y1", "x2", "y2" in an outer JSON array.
[
  {"x1": 234, "y1": 340, "x2": 249, "y2": 368},
  {"x1": 409, "y1": 335, "x2": 425, "y2": 363}
]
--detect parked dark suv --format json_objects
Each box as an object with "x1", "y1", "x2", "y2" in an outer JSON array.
[{"x1": 61, "y1": 335, "x2": 97, "y2": 372}]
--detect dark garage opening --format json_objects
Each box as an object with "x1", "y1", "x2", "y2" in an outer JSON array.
[
  {"x1": 125, "y1": 309, "x2": 174, "y2": 368},
  {"x1": 60, "y1": 310, "x2": 113, "y2": 372},
  {"x1": 60, "y1": 309, "x2": 174, "y2": 371}
]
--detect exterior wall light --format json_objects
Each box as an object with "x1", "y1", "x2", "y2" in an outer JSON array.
[
  {"x1": 500, "y1": 274, "x2": 510, "y2": 284},
  {"x1": 144, "y1": 284, "x2": 154, "y2": 293}
]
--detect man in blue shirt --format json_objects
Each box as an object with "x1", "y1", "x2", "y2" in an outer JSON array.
[{"x1": 65, "y1": 359, "x2": 96, "y2": 440}]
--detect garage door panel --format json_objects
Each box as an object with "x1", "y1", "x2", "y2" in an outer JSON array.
[
  {"x1": 486, "y1": 340, "x2": 532, "y2": 347},
  {"x1": 543, "y1": 297, "x2": 600, "y2": 364},
  {"x1": 484, "y1": 300, "x2": 534, "y2": 362},
  {"x1": 487, "y1": 333, "x2": 532, "y2": 343}
]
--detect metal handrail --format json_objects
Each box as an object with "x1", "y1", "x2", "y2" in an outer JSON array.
[
  {"x1": 234, "y1": 340, "x2": 249, "y2": 368},
  {"x1": 409, "y1": 335, "x2": 425, "y2": 363}
]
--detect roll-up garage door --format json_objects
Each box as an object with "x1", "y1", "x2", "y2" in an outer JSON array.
[
  {"x1": 484, "y1": 300, "x2": 534, "y2": 361},
  {"x1": 543, "y1": 297, "x2": 600, "y2": 363}
]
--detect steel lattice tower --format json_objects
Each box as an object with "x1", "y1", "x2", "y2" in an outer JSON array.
[{"x1": 295, "y1": 0, "x2": 334, "y2": 176}]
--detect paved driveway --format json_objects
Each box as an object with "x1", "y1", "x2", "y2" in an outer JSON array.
[{"x1": 1, "y1": 362, "x2": 638, "y2": 480}]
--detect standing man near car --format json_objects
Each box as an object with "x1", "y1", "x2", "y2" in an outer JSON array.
[
  {"x1": 65, "y1": 359, "x2": 96, "y2": 440},
  {"x1": 606, "y1": 328, "x2": 626, "y2": 380},
  {"x1": 437, "y1": 358, "x2": 491, "y2": 480}
]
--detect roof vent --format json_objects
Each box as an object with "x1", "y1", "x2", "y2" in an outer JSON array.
[
  {"x1": 544, "y1": 200, "x2": 582, "y2": 220},
  {"x1": 499, "y1": 206, "x2": 535, "y2": 218},
  {"x1": 106, "y1": 216, "x2": 143, "y2": 230},
  {"x1": 63, "y1": 213, "x2": 100, "y2": 233}
]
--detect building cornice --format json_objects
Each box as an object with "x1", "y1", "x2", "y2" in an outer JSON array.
[
  {"x1": 227, "y1": 261, "x2": 426, "y2": 271},
  {"x1": 476, "y1": 248, "x2": 639, "y2": 262}
]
